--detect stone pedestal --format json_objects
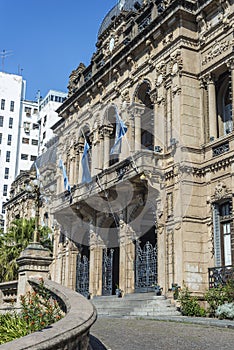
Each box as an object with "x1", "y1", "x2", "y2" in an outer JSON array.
[{"x1": 16, "y1": 242, "x2": 53, "y2": 303}]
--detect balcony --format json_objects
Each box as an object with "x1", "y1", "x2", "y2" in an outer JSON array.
[
  {"x1": 208, "y1": 265, "x2": 234, "y2": 289},
  {"x1": 53, "y1": 150, "x2": 163, "y2": 214}
]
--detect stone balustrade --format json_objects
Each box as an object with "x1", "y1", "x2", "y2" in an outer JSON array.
[
  {"x1": 0, "y1": 280, "x2": 18, "y2": 307},
  {"x1": 0, "y1": 277, "x2": 97, "y2": 350}
]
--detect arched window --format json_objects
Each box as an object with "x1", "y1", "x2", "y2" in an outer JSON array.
[
  {"x1": 217, "y1": 73, "x2": 233, "y2": 137},
  {"x1": 135, "y1": 81, "x2": 154, "y2": 150}
]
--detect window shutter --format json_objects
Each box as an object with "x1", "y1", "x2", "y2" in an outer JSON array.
[{"x1": 213, "y1": 204, "x2": 221, "y2": 266}]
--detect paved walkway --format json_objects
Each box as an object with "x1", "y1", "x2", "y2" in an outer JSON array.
[{"x1": 90, "y1": 316, "x2": 234, "y2": 350}]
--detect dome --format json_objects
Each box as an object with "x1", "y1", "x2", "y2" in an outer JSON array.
[{"x1": 98, "y1": 0, "x2": 144, "y2": 38}]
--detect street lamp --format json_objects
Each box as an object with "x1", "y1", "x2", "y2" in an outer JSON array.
[{"x1": 25, "y1": 178, "x2": 42, "y2": 244}]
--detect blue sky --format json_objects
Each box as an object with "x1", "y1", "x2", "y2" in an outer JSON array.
[{"x1": 0, "y1": 0, "x2": 117, "y2": 100}]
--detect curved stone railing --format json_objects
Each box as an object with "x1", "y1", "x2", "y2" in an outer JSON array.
[{"x1": 0, "y1": 277, "x2": 97, "y2": 350}]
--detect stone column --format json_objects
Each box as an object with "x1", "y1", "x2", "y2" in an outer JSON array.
[
  {"x1": 77, "y1": 140, "x2": 84, "y2": 184},
  {"x1": 98, "y1": 130, "x2": 104, "y2": 171},
  {"x1": 103, "y1": 127, "x2": 112, "y2": 169},
  {"x1": 119, "y1": 220, "x2": 135, "y2": 295},
  {"x1": 227, "y1": 59, "x2": 234, "y2": 121},
  {"x1": 73, "y1": 145, "x2": 80, "y2": 185},
  {"x1": 199, "y1": 79, "x2": 207, "y2": 144},
  {"x1": 16, "y1": 242, "x2": 53, "y2": 303},
  {"x1": 134, "y1": 111, "x2": 142, "y2": 151},
  {"x1": 89, "y1": 230, "x2": 104, "y2": 297},
  {"x1": 166, "y1": 83, "x2": 172, "y2": 148},
  {"x1": 66, "y1": 241, "x2": 79, "y2": 290},
  {"x1": 91, "y1": 129, "x2": 99, "y2": 175},
  {"x1": 207, "y1": 74, "x2": 217, "y2": 140}
]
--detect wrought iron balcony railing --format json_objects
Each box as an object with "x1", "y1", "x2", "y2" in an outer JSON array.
[{"x1": 208, "y1": 265, "x2": 234, "y2": 289}]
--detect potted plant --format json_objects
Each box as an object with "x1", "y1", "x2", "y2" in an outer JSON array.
[
  {"x1": 115, "y1": 285, "x2": 122, "y2": 298},
  {"x1": 154, "y1": 284, "x2": 163, "y2": 296}
]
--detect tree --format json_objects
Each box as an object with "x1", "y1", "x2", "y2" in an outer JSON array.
[{"x1": 0, "y1": 218, "x2": 52, "y2": 282}]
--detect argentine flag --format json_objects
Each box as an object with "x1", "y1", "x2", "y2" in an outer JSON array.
[
  {"x1": 81, "y1": 140, "x2": 92, "y2": 184},
  {"x1": 59, "y1": 159, "x2": 71, "y2": 192},
  {"x1": 110, "y1": 107, "x2": 128, "y2": 155}
]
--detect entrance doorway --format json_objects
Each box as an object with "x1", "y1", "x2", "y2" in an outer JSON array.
[{"x1": 135, "y1": 210, "x2": 157, "y2": 292}]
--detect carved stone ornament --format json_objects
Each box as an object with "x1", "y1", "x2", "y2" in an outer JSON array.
[
  {"x1": 68, "y1": 62, "x2": 86, "y2": 95},
  {"x1": 202, "y1": 39, "x2": 232, "y2": 66},
  {"x1": 214, "y1": 181, "x2": 228, "y2": 200}
]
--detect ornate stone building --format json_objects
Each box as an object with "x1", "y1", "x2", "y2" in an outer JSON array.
[{"x1": 5, "y1": 0, "x2": 234, "y2": 298}]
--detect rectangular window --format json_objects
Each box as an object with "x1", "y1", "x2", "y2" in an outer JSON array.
[
  {"x1": 0, "y1": 133, "x2": 2, "y2": 144},
  {"x1": 25, "y1": 106, "x2": 32, "y2": 116},
  {"x1": 22, "y1": 137, "x2": 29, "y2": 144},
  {"x1": 6, "y1": 151, "x2": 10, "y2": 162},
  {"x1": 23, "y1": 121, "x2": 30, "y2": 133},
  {"x1": 21, "y1": 154, "x2": 28, "y2": 160},
  {"x1": 2, "y1": 203, "x2": 5, "y2": 214},
  {"x1": 43, "y1": 115, "x2": 47, "y2": 124},
  {"x1": 1, "y1": 99, "x2": 5, "y2": 110},
  {"x1": 30, "y1": 155, "x2": 37, "y2": 161},
  {"x1": 9, "y1": 117, "x2": 13, "y2": 129},
  {"x1": 10, "y1": 101, "x2": 14, "y2": 112},
  {"x1": 7, "y1": 134, "x2": 12, "y2": 145},
  {"x1": 0, "y1": 116, "x2": 3, "y2": 127},
  {"x1": 3, "y1": 184, "x2": 8, "y2": 196},
  {"x1": 4, "y1": 168, "x2": 9, "y2": 179},
  {"x1": 31, "y1": 139, "x2": 38, "y2": 146},
  {"x1": 33, "y1": 123, "x2": 39, "y2": 130},
  {"x1": 43, "y1": 131, "x2": 46, "y2": 139},
  {"x1": 213, "y1": 201, "x2": 233, "y2": 267}
]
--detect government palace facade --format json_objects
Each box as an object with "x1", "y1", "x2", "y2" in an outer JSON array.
[{"x1": 5, "y1": 0, "x2": 234, "y2": 298}]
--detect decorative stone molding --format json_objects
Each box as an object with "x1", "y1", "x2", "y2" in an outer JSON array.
[
  {"x1": 156, "y1": 61, "x2": 166, "y2": 87},
  {"x1": 214, "y1": 180, "x2": 228, "y2": 200},
  {"x1": 172, "y1": 85, "x2": 181, "y2": 96},
  {"x1": 202, "y1": 39, "x2": 233, "y2": 66},
  {"x1": 156, "y1": 95, "x2": 165, "y2": 105},
  {"x1": 67, "y1": 62, "x2": 86, "y2": 97},
  {"x1": 162, "y1": 32, "x2": 173, "y2": 46},
  {"x1": 226, "y1": 58, "x2": 234, "y2": 70}
]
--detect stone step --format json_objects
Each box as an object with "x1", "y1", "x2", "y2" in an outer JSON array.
[
  {"x1": 91, "y1": 292, "x2": 180, "y2": 318},
  {"x1": 93, "y1": 299, "x2": 172, "y2": 309}
]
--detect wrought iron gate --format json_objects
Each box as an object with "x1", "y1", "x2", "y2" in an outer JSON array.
[
  {"x1": 102, "y1": 248, "x2": 114, "y2": 296},
  {"x1": 135, "y1": 241, "x2": 157, "y2": 292},
  {"x1": 76, "y1": 254, "x2": 89, "y2": 298}
]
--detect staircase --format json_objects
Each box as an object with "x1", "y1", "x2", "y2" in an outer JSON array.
[{"x1": 91, "y1": 292, "x2": 181, "y2": 318}]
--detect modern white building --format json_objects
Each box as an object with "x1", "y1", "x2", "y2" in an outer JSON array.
[
  {"x1": 0, "y1": 72, "x2": 39, "y2": 230},
  {"x1": 15, "y1": 99, "x2": 39, "y2": 177},
  {"x1": 0, "y1": 73, "x2": 67, "y2": 230},
  {"x1": 38, "y1": 90, "x2": 67, "y2": 155}
]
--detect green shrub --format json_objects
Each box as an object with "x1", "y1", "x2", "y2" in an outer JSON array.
[
  {"x1": 178, "y1": 286, "x2": 206, "y2": 317},
  {"x1": 0, "y1": 312, "x2": 29, "y2": 344},
  {"x1": 204, "y1": 280, "x2": 234, "y2": 317},
  {"x1": 20, "y1": 278, "x2": 64, "y2": 333},
  {"x1": 0, "y1": 279, "x2": 64, "y2": 345},
  {"x1": 215, "y1": 302, "x2": 234, "y2": 320}
]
